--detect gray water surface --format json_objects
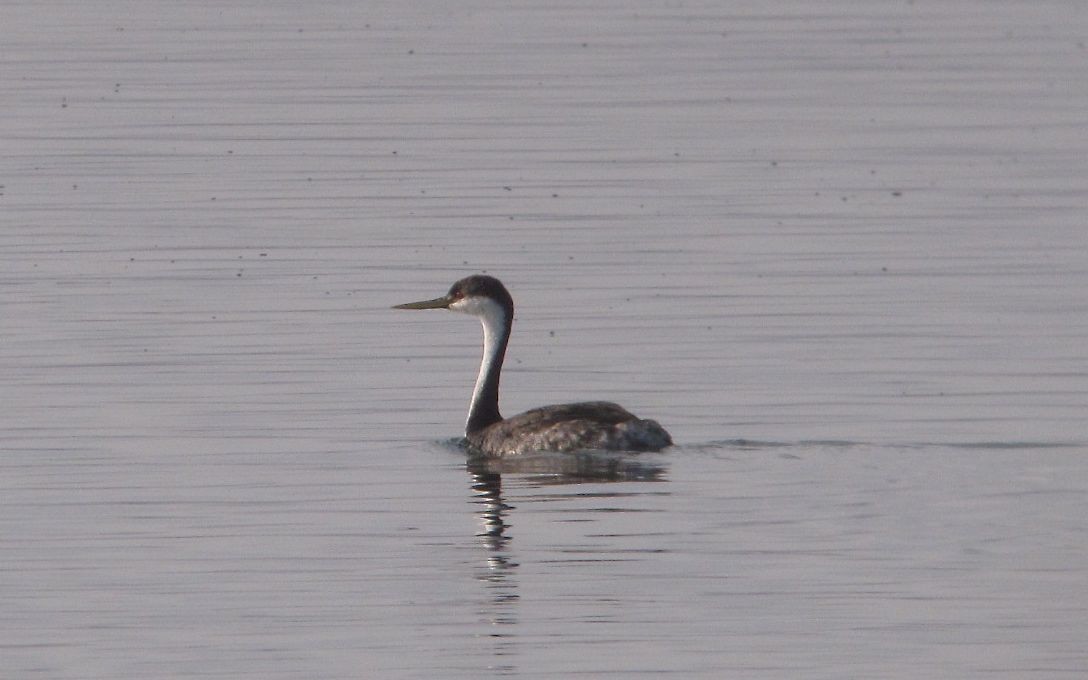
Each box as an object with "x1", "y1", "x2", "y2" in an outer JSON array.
[{"x1": 3, "y1": 1, "x2": 1087, "y2": 678}]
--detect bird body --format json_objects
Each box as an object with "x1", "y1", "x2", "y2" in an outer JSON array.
[
  {"x1": 394, "y1": 275, "x2": 671, "y2": 457},
  {"x1": 468, "y1": 400, "x2": 670, "y2": 456}
]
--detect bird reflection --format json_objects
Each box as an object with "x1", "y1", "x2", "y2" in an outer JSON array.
[
  {"x1": 468, "y1": 462, "x2": 520, "y2": 667},
  {"x1": 464, "y1": 451, "x2": 669, "y2": 670},
  {"x1": 470, "y1": 467, "x2": 514, "y2": 556},
  {"x1": 466, "y1": 450, "x2": 668, "y2": 563},
  {"x1": 468, "y1": 449, "x2": 668, "y2": 484}
]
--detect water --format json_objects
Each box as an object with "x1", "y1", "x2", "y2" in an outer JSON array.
[{"x1": 3, "y1": 1, "x2": 1087, "y2": 677}]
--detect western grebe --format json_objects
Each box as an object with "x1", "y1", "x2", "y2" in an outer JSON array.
[{"x1": 394, "y1": 275, "x2": 672, "y2": 456}]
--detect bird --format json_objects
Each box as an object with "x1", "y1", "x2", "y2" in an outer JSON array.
[{"x1": 393, "y1": 275, "x2": 672, "y2": 457}]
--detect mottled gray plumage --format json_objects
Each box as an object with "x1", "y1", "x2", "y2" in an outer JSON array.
[
  {"x1": 467, "y1": 400, "x2": 672, "y2": 457},
  {"x1": 394, "y1": 275, "x2": 672, "y2": 457}
]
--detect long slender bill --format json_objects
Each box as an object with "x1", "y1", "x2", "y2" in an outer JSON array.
[{"x1": 392, "y1": 295, "x2": 452, "y2": 310}]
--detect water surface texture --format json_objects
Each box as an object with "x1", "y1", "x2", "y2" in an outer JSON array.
[{"x1": 3, "y1": 1, "x2": 1087, "y2": 678}]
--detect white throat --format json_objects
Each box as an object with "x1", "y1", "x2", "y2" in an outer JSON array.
[{"x1": 449, "y1": 296, "x2": 508, "y2": 425}]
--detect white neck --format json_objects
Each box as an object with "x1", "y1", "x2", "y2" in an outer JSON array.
[{"x1": 449, "y1": 296, "x2": 509, "y2": 428}]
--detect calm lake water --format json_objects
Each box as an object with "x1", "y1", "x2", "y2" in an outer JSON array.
[{"x1": 3, "y1": 1, "x2": 1087, "y2": 678}]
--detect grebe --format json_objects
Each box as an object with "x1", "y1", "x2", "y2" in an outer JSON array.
[{"x1": 394, "y1": 275, "x2": 672, "y2": 457}]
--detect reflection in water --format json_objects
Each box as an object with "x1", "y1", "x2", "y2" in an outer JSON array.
[
  {"x1": 465, "y1": 451, "x2": 669, "y2": 673},
  {"x1": 468, "y1": 464, "x2": 520, "y2": 672},
  {"x1": 470, "y1": 468, "x2": 515, "y2": 558},
  {"x1": 467, "y1": 450, "x2": 668, "y2": 484},
  {"x1": 466, "y1": 451, "x2": 669, "y2": 559}
]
